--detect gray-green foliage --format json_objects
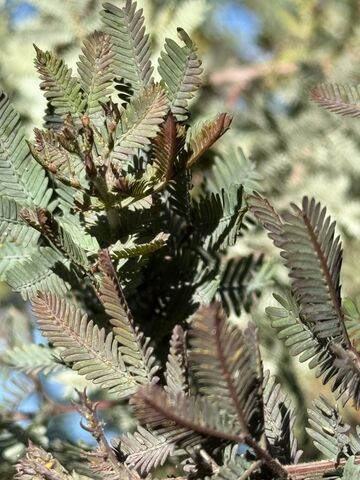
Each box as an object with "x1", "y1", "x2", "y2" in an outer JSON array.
[{"x1": 2, "y1": 1, "x2": 360, "y2": 479}]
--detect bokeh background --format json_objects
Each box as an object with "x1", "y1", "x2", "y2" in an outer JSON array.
[{"x1": 1, "y1": 0, "x2": 360, "y2": 476}]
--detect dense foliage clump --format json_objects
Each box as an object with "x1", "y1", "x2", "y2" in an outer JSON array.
[{"x1": 2, "y1": 1, "x2": 360, "y2": 479}]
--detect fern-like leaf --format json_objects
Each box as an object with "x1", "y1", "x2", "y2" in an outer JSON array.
[
  {"x1": 0, "y1": 92, "x2": 51, "y2": 207},
  {"x1": 0, "y1": 197, "x2": 40, "y2": 247},
  {"x1": 112, "y1": 83, "x2": 168, "y2": 165},
  {"x1": 219, "y1": 254, "x2": 264, "y2": 316},
  {"x1": 5, "y1": 247, "x2": 70, "y2": 299},
  {"x1": 158, "y1": 28, "x2": 203, "y2": 121},
  {"x1": 21, "y1": 207, "x2": 89, "y2": 269},
  {"x1": 131, "y1": 385, "x2": 240, "y2": 446},
  {"x1": 1, "y1": 344, "x2": 63, "y2": 375},
  {"x1": 310, "y1": 83, "x2": 360, "y2": 118},
  {"x1": 306, "y1": 396, "x2": 354, "y2": 460},
  {"x1": 189, "y1": 304, "x2": 264, "y2": 440},
  {"x1": 77, "y1": 31, "x2": 115, "y2": 117},
  {"x1": 281, "y1": 197, "x2": 348, "y2": 343},
  {"x1": 263, "y1": 370, "x2": 302, "y2": 464},
  {"x1": 192, "y1": 185, "x2": 244, "y2": 251},
  {"x1": 110, "y1": 232, "x2": 169, "y2": 259},
  {"x1": 32, "y1": 292, "x2": 139, "y2": 397},
  {"x1": 34, "y1": 45, "x2": 83, "y2": 118},
  {"x1": 247, "y1": 191, "x2": 284, "y2": 247},
  {"x1": 121, "y1": 426, "x2": 175, "y2": 475},
  {"x1": 101, "y1": 0, "x2": 153, "y2": 96},
  {"x1": 164, "y1": 325, "x2": 189, "y2": 395},
  {"x1": 98, "y1": 250, "x2": 158, "y2": 383},
  {"x1": 152, "y1": 112, "x2": 185, "y2": 182},
  {"x1": 187, "y1": 113, "x2": 232, "y2": 167}
]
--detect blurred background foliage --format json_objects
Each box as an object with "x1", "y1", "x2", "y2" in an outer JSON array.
[{"x1": 2, "y1": 0, "x2": 360, "y2": 476}]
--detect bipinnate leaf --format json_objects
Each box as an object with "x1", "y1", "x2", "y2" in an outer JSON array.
[
  {"x1": 0, "y1": 197, "x2": 40, "y2": 247},
  {"x1": 267, "y1": 292, "x2": 360, "y2": 408},
  {"x1": 0, "y1": 92, "x2": 51, "y2": 207},
  {"x1": 152, "y1": 112, "x2": 185, "y2": 182},
  {"x1": 110, "y1": 232, "x2": 169, "y2": 259},
  {"x1": 263, "y1": 370, "x2": 302, "y2": 464},
  {"x1": 281, "y1": 197, "x2": 347, "y2": 343},
  {"x1": 32, "y1": 292, "x2": 140, "y2": 398},
  {"x1": 187, "y1": 113, "x2": 233, "y2": 167},
  {"x1": 158, "y1": 28, "x2": 203, "y2": 121},
  {"x1": 164, "y1": 325, "x2": 188, "y2": 395},
  {"x1": 306, "y1": 396, "x2": 355, "y2": 460},
  {"x1": 310, "y1": 83, "x2": 360, "y2": 118},
  {"x1": 77, "y1": 31, "x2": 115, "y2": 117},
  {"x1": 192, "y1": 184, "x2": 244, "y2": 251},
  {"x1": 189, "y1": 304, "x2": 264, "y2": 440},
  {"x1": 112, "y1": 83, "x2": 168, "y2": 165},
  {"x1": 5, "y1": 247, "x2": 70, "y2": 299},
  {"x1": 121, "y1": 426, "x2": 175, "y2": 475},
  {"x1": 98, "y1": 249, "x2": 158, "y2": 382},
  {"x1": 131, "y1": 385, "x2": 241, "y2": 447},
  {"x1": 34, "y1": 45, "x2": 83, "y2": 118},
  {"x1": 101, "y1": 0, "x2": 153, "y2": 95},
  {"x1": 247, "y1": 191, "x2": 284, "y2": 247}
]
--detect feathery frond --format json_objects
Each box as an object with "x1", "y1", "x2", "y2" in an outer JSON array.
[
  {"x1": 263, "y1": 370, "x2": 301, "y2": 464},
  {"x1": 5, "y1": 247, "x2": 70, "y2": 299},
  {"x1": 78, "y1": 31, "x2": 115, "y2": 117},
  {"x1": 98, "y1": 250, "x2": 158, "y2": 382},
  {"x1": 187, "y1": 113, "x2": 232, "y2": 167},
  {"x1": 192, "y1": 185, "x2": 244, "y2": 251},
  {"x1": 34, "y1": 45, "x2": 83, "y2": 118},
  {"x1": 1, "y1": 344, "x2": 63, "y2": 375},
  {"x1": 152, "y1": 113, "x2": 185, "y2": 182},
  {"x1": 0, "y1": 197, "x2": 40, "y2": 247},
  {"x1": 164, "y1": 325, "x2": 188, "y2": 395},
  {"x1": 32, "y1": 292, "x2": 139, "y2": 397},
  {"x1": 310, "y1": 83, "x2": 360, "y2": 118},
  {"x1": 281, "y1": 197, "x2": 347, "y2": 343},
  {"x1": 112, "y1": 83, "x2": 168, "y2": 165},
  {"x1": 0, "y1": 92, "x2": 51, "y2": 207},
  {"x1": 306, "y1": 396, "x2": 354, "y2": 460},
  {"x1": 158, "y1": 28, "x2": 203, "y2": 121},
  {"x1": 101, "y1": 0, "x2": 153, "y2": 96},
  {"x1": 121, "y1": 426, "x2": 175, "y2": 475},
  {"x1": 189, "y1": 304, "x2": 264, "y2": 440}
]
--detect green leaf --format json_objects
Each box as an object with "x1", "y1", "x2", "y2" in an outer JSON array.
[
  {"x1": 192, "y1": 184, "x2": 244, "y2": 251},
  {"x1": 32, "y1": 292, "x2": 140, "y2": 398},
  {"x1": 0, "y1": 197, "x2": 40, "y2": 247},
  {"x1": 110, "y1": 232, "x2": 169, "y2": 259},
  {"x1": 306, "y1": 396, "x2": 352, "y2": 460},
  {"x1": 5, "y1": 247, "x2": 70, "y2": 299},
  {"x1": 112, "y1": 83, "x2": 168, "y2": 165},
  {"x1": 263, "y1": 370, "x2": 301, "y2": 464},
  {"x1": 0, "y1": 92, "x2": 51, "y2": 207},
  {"x1": 0, "y1": 243, "x2": 38, "y2": 281},
  {"x1": 158, "y1": 28, "x2": 203, "y2": 121},
  {"x1": 101, "y1": 0, "x2": 153, "y2": 96},
  {"x1": 1, "y1": 344, "x2": 63, "y2": 375},
  {"x1": 189, "y1": 304, "x2": 264, "y2": 440},
  {"x1": 98, "y1": 249, "x2": 158, "y2": 382},
  {"x1": 121, "y1": 426, "x2": 175, "y2": 475},
  {"x1": 342, "y1": 456, "x2": 360, "y2": 479},
  {"x1": 34, "y1": 45, "x2": 83, "y2": 118},
  {"x1": 77, "y1": 31, "x2": 115, "y2": 117}
]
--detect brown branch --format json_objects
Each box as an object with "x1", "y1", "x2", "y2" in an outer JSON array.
[{"x1": 285, "y1": 456, "x2": 360, "y2": 479}]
